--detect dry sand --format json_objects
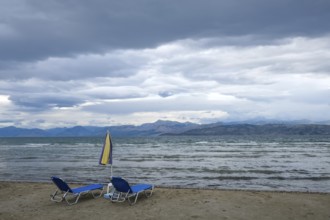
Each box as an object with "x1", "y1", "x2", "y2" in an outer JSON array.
[{"x1": 0, "y1": 181, "x2": 329, "y2": 220}]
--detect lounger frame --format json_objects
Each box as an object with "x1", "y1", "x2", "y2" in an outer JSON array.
[
  {"x1": 110, "y1": 177, "x2": 154, "y2": 205},
  {"x1": 50, "y1": 176, "x2": 104, "y2": 205}
]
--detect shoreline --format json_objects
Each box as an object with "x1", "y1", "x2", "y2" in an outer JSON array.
[
  {"x1": 1, "y1": 180, "x2": 329, "y2": 195},
  {"x1": 1, "y1": 181, "x2": 329, "y2": 220}
]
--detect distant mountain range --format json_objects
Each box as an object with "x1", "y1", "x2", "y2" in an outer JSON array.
[
  {"x1": 171, "y1": 124, "x2": 330, "y2": 136},
  {"x1": 0, "y1": 120, "x2": 198, "y2": 137},
  {"x1": 0, "y1": 120, "x2": 330, "y2": 137}
]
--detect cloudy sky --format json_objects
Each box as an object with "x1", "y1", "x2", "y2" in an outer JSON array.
[{"x1": 0, "y1": 0, "x2": 330, "y2": 128}]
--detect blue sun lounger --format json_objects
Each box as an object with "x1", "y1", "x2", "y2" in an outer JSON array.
[
  {"x1": 50, "y1": 176, "x2": 104, "y2": 205},
  {"x1": 109, "y1": 177, "x2": 154, "y2": 205}
]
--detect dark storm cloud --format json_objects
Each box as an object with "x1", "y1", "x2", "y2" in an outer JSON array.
[
  {"x1": 8, "y1": 94, "x2": 84, "y2": 110},
  {"x1": 0, "y1": 52, "x2": 144, "y2": 80},
  {"x1": 1, "y1": 0, "x2": 329, "y2": 63}
]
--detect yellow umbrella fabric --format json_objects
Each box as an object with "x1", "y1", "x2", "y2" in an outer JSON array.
[{"x1": 99, "y1": 131, "x2": 113, "y2": 165}]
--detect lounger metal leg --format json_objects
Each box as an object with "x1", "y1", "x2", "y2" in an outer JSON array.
[
  {"x1": 127, "y1": 193, "x2": 139, "y2": 205},
  {"x1": 64, "y1": 193, "x2": 81, "y2": 205},
  {"x1": 50, "y1": 190, "x2": 64, "y2": 202},
  {"x1": 144, "y1": 186, "x2": 154, "y2": 198},
  {"x1": 50, "y1": 190, "x2": 73, "y2": 203},
  {"x1": 91, "y1": 187, "x2": 104, "y2": 198},
  {"x1": 110, "y1": 191, "x2": 126, "y2": 203}
]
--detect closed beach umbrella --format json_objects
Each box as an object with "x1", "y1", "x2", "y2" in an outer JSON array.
[{"x1": 99, "y1": 131, "x2": 113, "y2": 177}]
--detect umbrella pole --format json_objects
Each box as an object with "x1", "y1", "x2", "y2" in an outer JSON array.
[{"x1": 110, "y1": 165, "x2": 113, "y2": 179}]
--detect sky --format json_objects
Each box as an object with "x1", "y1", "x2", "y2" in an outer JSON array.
[{"x1": 0, "y1": 0, "x2": 330, "y2": 128}]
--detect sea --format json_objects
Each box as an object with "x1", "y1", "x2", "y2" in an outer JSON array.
[{"x1": 0, "y1": 135, "x2": 329, "y2": 193}]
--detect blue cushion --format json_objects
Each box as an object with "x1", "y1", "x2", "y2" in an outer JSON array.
[
  {"x1": 130, "y1": 184, "x2": 153, "y2": 193},
  {"x1": 71, "y1": 184, "x2": 103, "y2": 194}
]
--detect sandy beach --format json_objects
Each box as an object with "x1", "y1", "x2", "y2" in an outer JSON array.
[{"x1": 0, "y1": 182, "x2": 329, "y2": 220}]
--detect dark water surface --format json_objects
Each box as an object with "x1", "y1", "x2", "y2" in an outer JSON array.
[{"x1": 0, "y1": 135, "x2": 329, "y2": 192}]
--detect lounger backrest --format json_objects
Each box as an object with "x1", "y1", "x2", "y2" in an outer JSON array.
[
  {"x1": 111, "y1": 177, "x2": 132, "y2": 193},
  {"x1": 51, "y1": 176, "x2": 73, "y2": 193}
]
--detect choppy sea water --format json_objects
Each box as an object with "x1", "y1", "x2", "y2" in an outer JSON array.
[{"x1": 0, "y1": 135, "x2": 329, "y2": 192}]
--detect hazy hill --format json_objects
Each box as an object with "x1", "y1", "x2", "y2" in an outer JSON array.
[
  {"x1": 1, "y1": 120, "x2": 330, "y2": 137},
  {"x1": 173, "y1": 124, "x2": 330, "y2": 136},
  {"x1": 0, "y1": 120, "x2": 198, "y2": 137},
  {"x1": 0, "y1": 126, "x2": 48, "y2": 137}
]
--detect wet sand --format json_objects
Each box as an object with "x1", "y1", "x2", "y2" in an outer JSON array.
[{"x1": 0, "y1": 181, "x2": 329, "y2": 220}]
